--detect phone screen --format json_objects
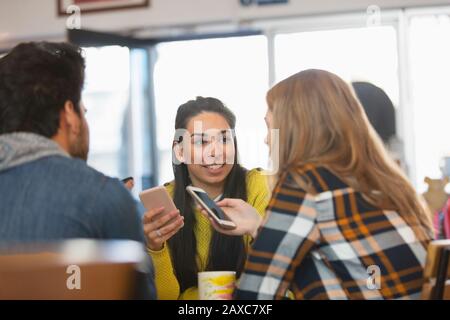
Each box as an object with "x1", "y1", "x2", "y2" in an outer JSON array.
[{"x1": 192, "y1": 190, "x2": 230, "y2": 221}]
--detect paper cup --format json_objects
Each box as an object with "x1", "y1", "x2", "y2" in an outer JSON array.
[{"x1": 198, "y1": 271, "x2": 236, "y2": 300}]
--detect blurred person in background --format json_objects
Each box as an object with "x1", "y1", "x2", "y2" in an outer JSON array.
[{"x1": 352, "y1": 81, "x2": 405, "y2": 170}]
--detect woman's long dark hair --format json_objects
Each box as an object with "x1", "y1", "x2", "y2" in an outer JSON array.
[{"x1": 168, "y1": 96, "x2": 248, "y2": 292}]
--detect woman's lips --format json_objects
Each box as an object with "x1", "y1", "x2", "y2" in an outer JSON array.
[{"x1": 202, "y1": 163, "x2": 225, "y2": 174}]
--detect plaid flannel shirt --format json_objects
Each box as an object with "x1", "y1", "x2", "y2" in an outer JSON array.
[{"x1": 235, "y1": 164, "x2": 431, "y2": 300}]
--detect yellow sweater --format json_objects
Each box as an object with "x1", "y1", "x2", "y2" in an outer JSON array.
[{"x1": 148, "y1": 168, "x2": 270, "y2": 300}]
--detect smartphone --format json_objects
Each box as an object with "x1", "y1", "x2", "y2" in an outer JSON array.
[
  {"x1": 186, "y1": 186, "x2": 236, "y2": 230},
  {"x1": 139, "y1": 186, "x2": 177, "y2": 216}
]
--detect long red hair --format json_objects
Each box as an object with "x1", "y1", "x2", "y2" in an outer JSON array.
[{"x1": 267, "y1": 69, "x2": 432, "y2": 234}]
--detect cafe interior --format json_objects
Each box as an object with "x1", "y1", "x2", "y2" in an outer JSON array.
[{"x1": 1, "y1": 0, "x2": 450, "y2": 301}]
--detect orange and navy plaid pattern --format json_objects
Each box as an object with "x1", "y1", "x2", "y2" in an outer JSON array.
[{"x1": 235, "y1": 164, "x2": 431, "y2": 300}]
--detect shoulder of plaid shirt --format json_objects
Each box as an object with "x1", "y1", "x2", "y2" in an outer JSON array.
[
  {"x1": 235, "y1": 163, "x2": 433, "y2": 300},
  {"x1": 147, "y1": 168, "x2": 270, "y2": 300}
]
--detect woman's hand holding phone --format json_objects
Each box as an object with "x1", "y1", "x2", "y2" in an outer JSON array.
[
  {"x1": 200, "y1": 198, "x2": 262, "y2": 238},
  {"x1": 143, "y1": 207, "x2": 184, "y2": 251}
]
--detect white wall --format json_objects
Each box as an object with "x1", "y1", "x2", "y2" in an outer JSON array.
[{"x1": 0, "y1": 0, "x2": 449, "y2": 48}]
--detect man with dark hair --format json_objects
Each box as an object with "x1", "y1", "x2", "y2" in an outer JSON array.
[{"x1": 0, "y1": 42, "x2": 155, "y2": 299}]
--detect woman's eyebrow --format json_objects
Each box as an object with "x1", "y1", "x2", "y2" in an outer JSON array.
[{"x1": 190, "y1": 130, "x2": 232, "y2": 138}]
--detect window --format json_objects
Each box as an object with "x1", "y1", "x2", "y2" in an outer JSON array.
[
  {"x1": 82, "y1": 45, "x2": 154, "y2": 196},
  {"x1": 409, "y1": 14, "x2": 450, "y2": 191},
  {"x1": 274, "y1": 26, "x2": 399, "y2": 105},
  {"x1": 79, "y1": 10, "x2": 450, "y2": 195},
  {"x1": 83, "y1": 46, "x2": 131, "y2": 179}
]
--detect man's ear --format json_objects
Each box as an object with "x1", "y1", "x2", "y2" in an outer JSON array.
[{"x1": 62, "y1": 100, "x2": 81, "y2": 135}]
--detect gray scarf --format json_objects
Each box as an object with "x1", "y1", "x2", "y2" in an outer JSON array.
[{"x1": 0, "y1": 132, "x2": 69, "y2": 173}]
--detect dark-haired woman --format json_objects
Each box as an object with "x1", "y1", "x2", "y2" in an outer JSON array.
[{"x1": 143, "y1": 97, "x2": 269, "y2": 300}]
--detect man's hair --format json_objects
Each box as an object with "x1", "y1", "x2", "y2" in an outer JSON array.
[{"x1": 0, "y1": 42, "x2": 85, "y2": 137}]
